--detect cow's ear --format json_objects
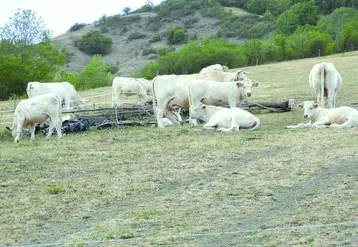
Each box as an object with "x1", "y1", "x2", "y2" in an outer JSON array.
[
  {"x1": 297, "y1": 104, "x2": 303, "y2": 110},
  {"x1": 202, "y1": 105, "x2": 206, "y2": 110},
  {"x1": 253, "y1": 81, "x2": 260, "y2": 87},
  {"x1": 5, "y1": 126, "x2": 12, "y2": 131},
  {"x1": 313, "y1": 103, "x2": 319, "y2": 108},
  {"x1": 236, "y1": 82, "x2": 243, "y2": 88}
]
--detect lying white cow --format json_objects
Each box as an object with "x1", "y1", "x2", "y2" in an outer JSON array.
[
  {"x1": 112, "y1": 77, "x2": 152, "y2": 107},
  {"x1": 6, "y1": 93, "x2": 63, "y2": 142},
  {"x1": 309, "y1": 62, "x2": 342, "y2": 108},
  {"x1": 286, "y1": 101, "x2": 358, "y2": 129},
  {"x1": 188, "y1": 79, "x2": 260, "y2": 119},
  {"x1": 27, "y1": 82, "x2": 87, "y2": 111},
  {"x1": 200, "y1": 64, "x2": 224, "y2": 74},
  {"x1": 152, "y1": 70, "x2": 249, "y2": 127},
  {"x1": 190, "y1": 103, "x2": 260, "y2": 132}
]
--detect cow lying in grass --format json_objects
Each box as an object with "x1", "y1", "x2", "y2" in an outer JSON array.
[
  {"x1": 286, "y1": 101, "x2": 358, "y2": 129},
  {"x1": 6, "y1": 93, "x2": 63, "y2": 142},
  {"x1": 190, "y1": 103, "x2": 260, "y2": 132}
]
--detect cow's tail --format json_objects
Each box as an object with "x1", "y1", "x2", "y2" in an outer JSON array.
[
  {"x1": 250, "y1": 118, "x2": 261, "y2": 131},
  {"x1": 151, "y1": 76, "x2": 159, "y2": 114},
  {"x1": 320, "y1": 63, "x2": 325, "y2": 107}
]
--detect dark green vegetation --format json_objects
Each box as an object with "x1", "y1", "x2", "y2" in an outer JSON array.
[
  {"x1": 2, "y1": 53, "x2": 358, "y2": 246},
  {"x1": 76, "y1": 30, "x2": 112, "y2": 55}
]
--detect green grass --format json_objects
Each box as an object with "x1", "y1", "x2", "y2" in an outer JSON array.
[{"x1": 2, "y1": 53, "x2": 358, "y2": 246}]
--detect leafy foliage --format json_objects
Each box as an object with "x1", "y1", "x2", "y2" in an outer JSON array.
[
  {"x1": 68, "y1": 23, "x2": 87, "y2": 32},
  {"x1": 0, "y1": 9, "x2": 51, "y2": 45},
  {"x1": 56, "y1": 55, "x2": 115, "y2": 90},
  {"x1": 135, "y1": 38, "x2": 247, "y2": 78},
  {"x1": 77, "y1": 30, "x2": 112, "y2": 55},
  {"x1": 127, "y1": 33, "x2": 147, "y2": 40},
  {"x1": 0, "y1": 10, "x2": 65, "y2": 100},
  {"x1": 276, "y1": 1, "x2": 319, "y2": 35},
  {"x1": 166, "y1": 27, "x2": 187, "y2": 44}
]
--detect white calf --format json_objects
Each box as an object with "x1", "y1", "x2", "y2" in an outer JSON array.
[
  {"x1": 6, "y1": 93, "x2": 63, "y2": 142},
  {"x1": 309, "y1": 62, "x2": 342, "y2": 108},
  {"x1": 190, "y1": 103, "x2": 260, "y2": 132},
  {"x1": 286, "y1": 101, "x2": 358, "y2": 129}
]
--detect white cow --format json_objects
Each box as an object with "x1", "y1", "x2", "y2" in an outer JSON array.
[
  {"x1": 152, "y1": 70, "x2": 248, "y2": 128},
  {"x1": 199, "y1": 64, "x2": 224, "y2": 74},
  {"x1": 112, "y1": 77, "x2": 152, "y2": 107},
  {"x1": 286, "y1": 101, "x2": 358, "y2": 129},
  {"x1": 188, "y1": 79, "x2": 260, "y2": 117},
  {"x1": 6, "y1": 93, "x2": 63, "y2": 142},
  {"x1": 309, "y1": 62, "x2": 342, "y2": 108},
  {"x1": 26, "y1": 82, "x2": 87, "y2": 111},
  {"x1": 190, "y1": 103, "x2": 260, "y2": 132}
]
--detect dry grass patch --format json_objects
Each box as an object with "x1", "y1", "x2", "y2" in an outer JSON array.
[{"x1": 2, "y1": 54, "x2": 358, "y2": 246}]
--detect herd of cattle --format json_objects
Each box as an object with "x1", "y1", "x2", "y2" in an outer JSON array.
[{"x1": 5, "y1": 62, "x2": 358, "y2": 142}]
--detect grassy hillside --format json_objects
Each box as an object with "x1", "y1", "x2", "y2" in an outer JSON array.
[
  {"x1": 2, "y1": 53, "x2": 358, "y2": 246},
  {"x1": 51, "y1": 3, "x2": 261, "y2": 76}
]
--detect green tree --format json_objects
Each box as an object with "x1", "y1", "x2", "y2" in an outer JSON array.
[
  {"x1": 122, "y1": 7, "x2": 132, "y2": 15},
  {"x1": 0, "y1": 9, "x2": 65, "y2": 100},
  {"x1": 337, "y1": 21, "x2": 358, "y2": 51},
  {"x1": 166, "y1": 27, "x2": 187, "y2": 44},
  {"x1": 244, "y1": 39, "x2": 263, "y2": 65},
  {"x1": 276, "y1": 1, "x2": 319, "y2": 35},
  {"x1": 77, "y1": 30, "x2": 112, "y2": 55}
]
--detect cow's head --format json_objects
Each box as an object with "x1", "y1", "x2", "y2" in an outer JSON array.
[
  {"x1": 190, "y1": 103, "x2": 206, "y2": 120},
  {"x1": 234, "y1": 70, "x2": 249, "y2": 81},
  {"x1": 5, "y1": 126, "x2": 17, "y2": 139},
  {"x1": 235, "y1": 79, "x2": 260, "y2": 98},
  {"x1": 297, "y1": 101, "x2": 319, "y2": 119}
]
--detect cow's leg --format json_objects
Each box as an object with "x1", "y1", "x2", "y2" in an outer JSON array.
[
  {"x1": 45, "y1": 122, "x2": 55, "y2": 140},
  {"x1": 326, "y1": 88, "x2": 336, "y2": 109},
  {"x1": 166, "y1": 110, "x2": 181, "y2": 126},
  {"x1": 286, "y1": 122, "x2": 312, "y2": 129},
  {"x1": 54, "y1": 118, "x2": 62, "y2": 139},
  {"x1": 29, "y1": 124, "x2": 36, "y2": 141},
  {"x1": 155, "y1": 100, "x2": 166, "y2": 128},
  {"x1": 188, "y1": 105, "x2": 198, "y2": 126},
  {"x1": 203, "y1": 119, "x2": 219, "y2": 130}
]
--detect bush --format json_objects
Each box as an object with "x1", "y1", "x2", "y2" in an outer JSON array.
[
  {"x1": 184, "y1": 18, "x2": 199, "y2": 28},
  {"x1": 149, "y1": 33, "x2": 162, "y2": 43},
  {"x1": 77, "y1": 30, "x2": 112, "y2": 55},
  {"x1": 128, "y1": 32, "x2": 147, "y2": 40},
  {"x1": 166, "y1": 27, "x2": 187, "y2": 44},
  {"x1": 56, "y1": 55, "x2": 115, "y2": 90},
  {"x1": 68, "y1": 23, "x2": 87, "y2": 32},
  {"x1": 142, "y1": 47, "x2": 157, "y2": 56},
  {"x1": 136, "y1": 38, "x2": 247, "y2": 78}
]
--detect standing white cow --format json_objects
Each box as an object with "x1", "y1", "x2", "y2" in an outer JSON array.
[
  {"x1": 188, "y1": 79, "x2": 260, "y2": 117},
  {"x1": 26, "y1": 82, "x2": 87, "y2": 111},
  {"x1": 190, "y1": 103, "x2": 260, "y2": 132},
  {"x1": 152, "y1": 70, "x2": 249, "y2": 128},
  {"x1": 6, "y1": 93, "x2": 63, "y2": 142},
  {"x1": 199, "y1": 64, "x2": 224, "y2": 74},
  {"x1": 286, "y1": 101, "x2": 358, "y2": 129},
  {"x1": 112, "y1": 77, "x2": 152, "y2": 107},
  {"x1": 309, "y1": 62, "x2": 342, "y2": 108}
]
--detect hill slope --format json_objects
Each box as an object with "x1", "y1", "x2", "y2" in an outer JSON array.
[{"x1": 51, "y1": 7, "x2": 250, "y2": 76}]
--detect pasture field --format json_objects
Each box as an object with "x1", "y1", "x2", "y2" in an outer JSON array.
[{"x1": 2, "y1": 53, "x2": 358, "y2": 246}]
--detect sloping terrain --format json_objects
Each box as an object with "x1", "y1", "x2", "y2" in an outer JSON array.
[{"x1": 51, "y1": 7, "x2": 248, "y2": 76}]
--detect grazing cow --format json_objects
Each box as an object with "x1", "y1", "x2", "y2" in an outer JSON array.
[
  {"x1": 6, "y1": 93, "x2": 63, "y2": 142},
  {"x1": 112, "y1": 77, "x2": 152, "y2": 107},
  {"x1": 190, "y1": 103, "x2": 260, "y2": 132},
  {"x1": 188, "y1": 79, "x2": 260, "y2": 120},
  {"x1": 152, "y1": 70, "x2": 248, "y2": 127},
  {"x1": 199, "y1": 64, "x2": 224, "y2": 74},
  {"x1": 26, "y1": 82, "x2": 87, "y2": 111},
  {"x1": 286, "y1": 101, "x2": 358, "y2": 129},
  {"x1": 309, "y1": 62, "x2": 342, "y2": 108}
]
